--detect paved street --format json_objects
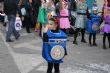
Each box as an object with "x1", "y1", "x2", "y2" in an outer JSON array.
[{"x1": 0, "y1": 22, "x2": 110, "y2": 73}]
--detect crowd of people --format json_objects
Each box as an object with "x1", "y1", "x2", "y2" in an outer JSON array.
[
  {"x1": 1, "y1": 0, "x2": 109, "y2": 48},
  {"x1": 0, "y1": 0, "x2": 110, "y2": 48}
]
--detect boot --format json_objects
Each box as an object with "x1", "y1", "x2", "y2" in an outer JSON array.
[
  {"x1": 93, "y1": 43, "x2": 97, "y2": 46},
  {"x1": 73, "y1": 41, "x2": 78, "y2": 45},
  {"x1": 81, "y1": 39, "x2": 87, "y2": 43},
  {"x1": 103, "y1": 45, "x2": 107, "y2": 49}
]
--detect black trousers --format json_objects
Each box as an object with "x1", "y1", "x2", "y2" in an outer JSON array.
[
  {"x1": 47, "y1": 62, "x2": 60, "y2": 73},
  {"x1": 89, "y1": 33, "x2": 96, "y2": 44},
  {"x1": 103, "y1": 33, "x2": 110, "y2": 47},
  {"x1": 24, "y1": 16, "x2": 31, "y2": 33},
  {"x1": 73, "y1": 28, "x2": 86, "y2": 42}
]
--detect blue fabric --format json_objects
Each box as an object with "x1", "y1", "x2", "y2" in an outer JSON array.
[
  {"x1": 42, "y1": 30, "x2": 67, "y2": 63},
  {"x1": 6, "y1": 15, "x2": 19, "y2": 40},
  {"x1": 86, "y1": 14, "x2": 101, "y2": 33},
  {"x1": 86, "y1": 0, "x2": 95, "y2": 10}
]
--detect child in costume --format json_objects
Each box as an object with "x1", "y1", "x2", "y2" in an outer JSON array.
[
  {"x1": 73, "y1": 0, "x2": 88, "y2": 44},
  {"x1": 59, "y1": 0, "x2": 70, "y2": 34},
  {"x1": 42, "y1": 18, "x2": 67, "y2": 73},
  {"x1": 101, "y1": 2, "x2": 110, "y2": 49},
  {"x1": 86, "y1": 7, "x2": 101, "y2": 46},
  {"x1": 38, "y1": 0, "x2": 48, "y2": 37}
]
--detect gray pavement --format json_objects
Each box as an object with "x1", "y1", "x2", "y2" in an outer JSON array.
[
  {"x1": 0, "y1": 22, "x2": 110, "y2": 73},
  {"x1": 0, "y1": 26, "x2": 20, "y2": 73}
]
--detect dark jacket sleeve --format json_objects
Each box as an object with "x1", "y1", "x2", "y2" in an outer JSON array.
[{"x1": 43, "y1": 33, "x2": 48, "y2": 42}]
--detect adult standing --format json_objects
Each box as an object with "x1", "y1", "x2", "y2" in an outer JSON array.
[
  {"x1": 4, "y1": 0, "x2": 20, "y2": 42},
  {"x1": 73, "y1": 0, "x2": 88, "y2": 44}
]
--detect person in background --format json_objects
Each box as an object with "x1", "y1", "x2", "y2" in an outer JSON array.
[
  {"x1": 86, "y1": 7, "x2": 101, "y2": 46},
  {"x1": 101, "y1": 0, "x2": 110, "y2": 49},
  {"x1": 32, "y1": 0, "x2": 41, "y2": 26},
  {"x1": 59, "y1": 0, "x2": 70, "y2": 34},
  {"x1": 73, "y1": 0, "x2": 88, "y2": 45},
  {"x1": 38, "y1": 0, "x2": 48, "y2": 37},
  {"x1": 24, "y1": 0, "x2": 33, "y2": 33},
  {"x1": 4, "y1": 0, "x2": 20, "y2": 42}
]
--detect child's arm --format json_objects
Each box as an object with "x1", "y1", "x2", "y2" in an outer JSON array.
[{"x1": 43, "y1": 25, "x2": 49, "y2": 42}]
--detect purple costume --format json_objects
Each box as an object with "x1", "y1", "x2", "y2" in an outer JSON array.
[
  {"x1": 101, "y1": 15, "x2": 110, "y2": 33},
  {"x1": 101, "y1": 6, "x2": 110, "y2": 33}
]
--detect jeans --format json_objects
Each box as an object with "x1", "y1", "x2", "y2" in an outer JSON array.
[{"x1": 6, "y1": 15, "x2": 19, "y2": 40}]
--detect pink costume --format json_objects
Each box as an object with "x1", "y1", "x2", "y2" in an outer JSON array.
[{"x1": 60, "y1": 9, "x2": 70, "y2": 29}]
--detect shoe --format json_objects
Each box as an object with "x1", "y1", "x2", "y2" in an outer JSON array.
[
  {"x1": 15, "y1": 34, "x2": 20, "y2": 40},
  {"x1": 89, "y1": 44, "x2": 92, "y2": 47},
  {"x1": 103, "y1": 46, "x2": 107, "y2": 49},
  {"x1": 54, "y1": 72, "x2": 60, "y2": 73},
  {"x1": 73, "y1": 41, "x2": 78, "y2": 45},
  {"x1": 54, "y1": 71, "x2": 60, "y2": 73},
  {"x1": 93, "y1": 43, "x2": 98, "y2": 46},
  {"x1": 6, "y1": 39, "x2": 14, "y2": 42},
  {"x1": 81, "y1": 39, "x2": 87, "y2": 43},
  {"x1": 27, "y1": 31, "x2": 31, "y2": 33}
]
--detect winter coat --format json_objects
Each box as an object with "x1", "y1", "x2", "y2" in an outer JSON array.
[{"x1": 4, "y1": 0, "x2": 18, "y2": 15}]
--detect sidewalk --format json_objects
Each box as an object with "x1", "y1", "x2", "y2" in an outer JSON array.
[
  {"x1": 0, "y1": 31, "x2": 20, "y2": 73},
  {"x1": 0, "y1": 22, "x2": 110, "y2": 73}
]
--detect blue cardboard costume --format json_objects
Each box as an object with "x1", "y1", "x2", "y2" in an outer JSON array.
[
  {"x1": 42, "y1": 30, "x2": 67, "y2": 63},
  {"x1": 86, "y1": 13, "x2": 101, "y2": 33}
]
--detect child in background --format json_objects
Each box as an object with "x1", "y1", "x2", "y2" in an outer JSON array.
[
  {"x1": 101, "y1": 6, "x2": 110, "y2": 49},
  {"x1": 59, "y1": 0, "x2": 70, "y2": 34},
  {"x1": 86, "y1": 7, "x2": 101, "y2": 46}
]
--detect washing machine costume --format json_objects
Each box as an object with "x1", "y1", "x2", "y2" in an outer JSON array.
[
  {"x1": 42, "y1": 30, "x2": 67, "y2": 63},
  {"x1": 42, "y1": 18, "x2": 67, "y2": 73}
]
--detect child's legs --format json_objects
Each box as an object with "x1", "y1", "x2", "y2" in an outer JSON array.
[
  {"x1": 89, "y1": 33, "x2": 92, "y2": 44},
  {"x1": 103, "y1": 32, "x2": 107, "y2": 47},
  {"x1": 93, "y1": 33, "x2": 96, "y2": 44},
  {"x1": 81, "y1": 28, "x2": 86, "y2": 41},
  {"x1": 107, "y1": 33, "x2": 110, "y2": 47},
  {"x1": 54, "y1": 63, "x2": 60, "y2": 73},
  {"x1": 47, "y1": 62, "x2": 54, "y2": 73},
  {"x1": 73, "y1": 28, "x2": 80, "y2": 42}
]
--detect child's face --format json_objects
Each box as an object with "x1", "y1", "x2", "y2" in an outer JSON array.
[
  {"x1": 48, "y1": 20, "x2": 55, "y2": 30},
  {"x1": 80, "y1": 0, "x2": 85, "y2": 3},
  {"x1": 93, "y1": 10, "x2": 97, "y2": 14}
]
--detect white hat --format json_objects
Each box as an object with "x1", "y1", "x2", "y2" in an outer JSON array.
[{"x1": 92, "y1": 7, "x2": 98, "y2": 11}]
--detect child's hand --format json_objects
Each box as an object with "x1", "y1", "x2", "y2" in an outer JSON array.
[{"x1": 43, "y1": 25, "x2": 49, "y2": 33}]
